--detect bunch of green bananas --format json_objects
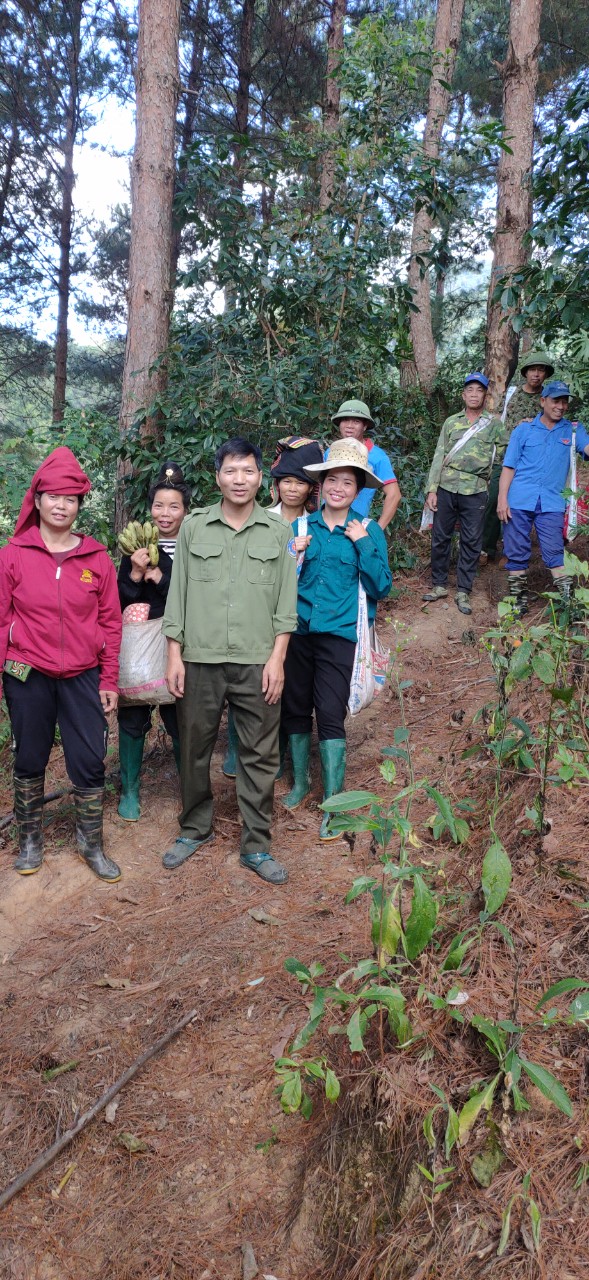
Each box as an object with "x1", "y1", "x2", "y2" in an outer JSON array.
[{"x1": 117, "y1": 520, "x2": 160, "y2": 566}]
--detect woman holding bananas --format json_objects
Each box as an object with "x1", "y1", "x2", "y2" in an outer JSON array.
[{"x1": 117, "y1": 462, "x2": 191, "y2": 820}]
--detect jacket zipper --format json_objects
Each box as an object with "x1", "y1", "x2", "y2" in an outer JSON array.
[{"x1": 56, "y1": 563, "x2": 65, "y2": 675}]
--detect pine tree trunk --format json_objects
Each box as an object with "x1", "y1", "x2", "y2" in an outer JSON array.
[
  {"x1": 222, "y1": 0, "x2": 254, "y2": 310},
  {"x1": 119, "y1": 0, "x2": 181, "y2": 452},
  {"x1": 52, "y1": 0, "x2": 82, "y2": 425},
  {"x1": 485, "y1": 0, "x2": 542, "y2": 411},
  {"x1": 0, "y1": 116, "x2": 19, "y2": 232},
  {"x1": 170, "y1": 0, "x2": 210, "y2": 284},
  {"x1": 318, "y1": 0, "x2": 346, "y2": 212},
  {"x1": 407, "y1": 0, "x2": 465, "y2": 395}
]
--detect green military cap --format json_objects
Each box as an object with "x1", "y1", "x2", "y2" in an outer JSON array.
[
  {"x1": 331, "y1": 398, "x2": 375, "y2": 429},
  {"x1": 518, "y1": 349, "x2": 555, "y2": 378}
]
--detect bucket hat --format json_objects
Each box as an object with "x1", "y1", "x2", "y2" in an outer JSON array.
[
  {"x1": 330, "y1": 399, "x2": 375, "y2": 430},
  {"x1": 303, "y1": 438, "x2": 382, "y2": 489}
]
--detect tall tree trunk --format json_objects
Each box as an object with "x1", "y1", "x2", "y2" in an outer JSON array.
[
  {"x1": 0, "y1": 116, "x2": 19, "y2": 232},
  {"x1": 119, "y1": 0, "x2": 181, "y2": 460},
  {"x1": 233, "y1": 0, "x2": 254, "y2": 189},
  {"x1": 404, "y1": 0, "x2": 465, "y2": 394},
  {"x1": 318, "y1": 0, "x2": 346, "y2": 212},
  {"x1": 485, "y1": 0, "x2": 542, "y2": 411},
  {"x1": 52, "y1": 0, "x2": 82, "y2": 425},
  {"x1": 170, "y1": 0, "x2": 210, "y2": 284},
  {"x1": 221, "y1": 0, "x2": 254, "y2": 310}
]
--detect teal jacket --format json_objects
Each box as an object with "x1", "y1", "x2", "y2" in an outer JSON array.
[{"x1": 292, "y1": 507, "x2": 392, "y2": 642}]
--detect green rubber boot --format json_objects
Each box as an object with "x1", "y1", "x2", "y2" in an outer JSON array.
[
  {"x1": 319, "y1": 739, "x2": 347, "y2": 841},
  {"x1": 117, "y1": 730, "x2": 144, "y2": 821},
  {"x1": 276, "y1": 725, "x2": 288, "y2": 780},
  {"x1": 222, "y1": 709, "x2": 239, "y2": 778},
  {"x1": 172, "y1": 737, "x2": 181, "y2": 773},
  {"x1": 283, "y1": 733, "x2": 311, "y2": 810}
]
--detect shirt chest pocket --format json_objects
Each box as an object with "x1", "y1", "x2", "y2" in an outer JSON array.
[
  {"x1": 189, "y1": 543, "x2": 223, "y2": 581},
  {"x1": 339, "y1": 541, "x2": 359, "y2": 584},
  {"x1": 247, "y1": 544, "x2": 279, "y2": 584}
]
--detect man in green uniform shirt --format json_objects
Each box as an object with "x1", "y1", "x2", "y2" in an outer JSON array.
[
  {"x1": 423, "y1": 373, "x2": 507, "y2": 615},
  {"x1": 162, "y1": 437, "x2": 298, "y2": 884},
  {"x1": 480, "y1": 349, "x2": 555, "y2": 563}
]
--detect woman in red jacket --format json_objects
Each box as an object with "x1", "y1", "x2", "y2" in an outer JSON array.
[{"x1": 0, "y1": 447, "x2": 122, "y2": 881}]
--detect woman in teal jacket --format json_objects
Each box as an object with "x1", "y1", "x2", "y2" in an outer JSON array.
[{"x1": 281, "y1": 438, "x2": 392, "y2": 839}]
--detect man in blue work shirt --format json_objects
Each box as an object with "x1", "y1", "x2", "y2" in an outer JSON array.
[
  {"x1": 497, "y1": 382, "x2": 589, "y2": 615},
  {"x1": 329, "y1": 399, "x2": 401, "y2": 528}
]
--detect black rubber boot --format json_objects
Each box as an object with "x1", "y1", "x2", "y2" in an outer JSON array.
[
  {"x1": 506, "y1": 572, "x2": 528, "y2": 618},
  {"x1": 74, "y1": 788, "x2": 121, "y2": 882},
  {"x1": 172, "y1": 737, "x2": 181, "y2": 773},
  {"x1": 14, "y1": 774, "x2": 45, "y2": 874}
]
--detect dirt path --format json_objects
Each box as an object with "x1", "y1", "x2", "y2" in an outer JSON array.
[{"x1": 0, "y1": 561, "x2": 569, "y2": 1280}]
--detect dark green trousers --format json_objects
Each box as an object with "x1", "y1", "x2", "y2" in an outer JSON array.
[
  {"x1": 482, "y1": 462, "x2": 502, "y2": 556},
  {"x1": 176, "y1": 662, "x2": 280, "y2": 856}
]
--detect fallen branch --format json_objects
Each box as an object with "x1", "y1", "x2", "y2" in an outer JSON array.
[{"x1": 0, "y1": 1007, "x2": 198, "y2": 1212}]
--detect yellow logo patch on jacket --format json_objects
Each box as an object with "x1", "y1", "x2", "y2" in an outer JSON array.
[{"x1": 80, "y1": 569, "x2": 93, "y2": 583}]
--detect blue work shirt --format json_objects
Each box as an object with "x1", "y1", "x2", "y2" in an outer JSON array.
[
  {"x1": 324, "y1": 440, "x2": 397, "y2": 518},
  {"x1": 504, "y1": 414, "x2": 589, "y2": 513},
  {"x1": 292, "y1": 507, "x2": 392, "y2": 642}
]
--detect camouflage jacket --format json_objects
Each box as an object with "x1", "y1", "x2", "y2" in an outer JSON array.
[
  {"x1": 503, "y1": 386, "x2": 542, "y2": 434},
  {"x1": 427, "y1": 410, "x2": 508, "y2": 496}
]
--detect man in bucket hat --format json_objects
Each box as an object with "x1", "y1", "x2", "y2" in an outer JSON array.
[
  {"x1": 423, "y1": 373, "x2": 507, "y2": 615},
  {"x1": 481, "y1": 348, "x2": 555, "y2": 564},
  {"x1": 330, "y1": 399, "x2": 401, "y2": 529},
  {"x1": 498, "y1": 382, "x2": 589, "y2": 615}
]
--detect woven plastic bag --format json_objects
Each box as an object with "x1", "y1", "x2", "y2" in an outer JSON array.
[
  {"x1": 118, "y1": 605, "x2": 174, "y2": 705},
  {"x1": 347, "y1": 585, "x2": 390, "y2": 716}
]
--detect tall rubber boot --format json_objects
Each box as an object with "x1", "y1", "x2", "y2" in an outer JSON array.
[
  {"x1": 275, "y1": 725, "x2": 288, "y2": 780},
  {"x1": 505, "y1": 572, "x2": 528, "y2": 618},
  {"x1": 552, "y1": 573, "x2": 573, "y2": 604},
  {"x1": 282, "y1": 733, "x2": 311, "y2": 809},
  {"x1": 14, "y1": 774, "x2": 45, "y2": 874},
  {"x1": 172, "y1": 737, "x2": 181, "y2": 773},
  {"x1": 117, "y1": 730, "x2": 144, "y2": 821},
  {"x1": 74, "y1": 788, "x2": 121, "y2": 882},
  {"x1": 318, "y1": 739, "x2": 347, "y2": 841},
  {"x1": 222, "y1": 709, "x2": 239, "y2": 778}
]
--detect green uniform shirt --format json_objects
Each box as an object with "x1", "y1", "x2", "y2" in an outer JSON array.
[
  {"x1": 427, "y1": 410, "x2": 508, "y2": 496},
  {"x1": 504, "y1": 385, "x2": 543, "y2": 434},
  {"x1": 162, "y1": 501, "x2": 298, "y2": 664}
]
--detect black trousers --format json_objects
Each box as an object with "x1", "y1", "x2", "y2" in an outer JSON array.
[
  {"x1": 4, "y1": 666, "x2": 108, "y2": 788},
  {"x1": 118, "y1": 702, "x2": 178, "y2": 741},
  {"x1": 281, "y1": 632, "x2": 356, "y2": 741},
  {"x1": 431, "y1": 487, "x2": 488, "y2": 593},
  {"x1": 177, "y1": 662, "x2": 280, "y2": 855}
]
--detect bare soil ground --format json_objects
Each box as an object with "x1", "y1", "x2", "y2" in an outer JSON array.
[{"x1": 1, "y1": 552, "x2": 588, "y2": 1280}]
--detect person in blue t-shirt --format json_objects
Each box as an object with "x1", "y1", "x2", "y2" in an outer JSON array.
[
  {"x1": 328, "y1": 399, "x2": 401, "y2": 527},
  {"x1": 497, "y1": 382, "x2": 589, "y2": 615}
]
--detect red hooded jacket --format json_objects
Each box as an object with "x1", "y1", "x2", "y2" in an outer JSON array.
[{"x1": 0, "y1": 526, "x2": 122, "y2": 690}]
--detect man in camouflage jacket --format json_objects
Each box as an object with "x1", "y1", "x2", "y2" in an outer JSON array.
[
  {"x1": 423, "y1": 373, "x2": 507, "y2": 615},
  {"x1": 481, "y1": 349, "x2": 555, "y2": 562}
]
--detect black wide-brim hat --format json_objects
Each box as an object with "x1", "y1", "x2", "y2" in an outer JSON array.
[{"x1": 270, "y1": 437, "x2": 324, "y2": 483}]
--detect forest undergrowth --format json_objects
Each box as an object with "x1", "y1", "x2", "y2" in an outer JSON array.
[{"x1": 0, "y1": 552, "x2": 588, "y2": 1279}]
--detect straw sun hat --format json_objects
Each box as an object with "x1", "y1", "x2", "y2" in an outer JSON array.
[{"x1": 303, "y1": 438, "x2": 382, "y2": 489}]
